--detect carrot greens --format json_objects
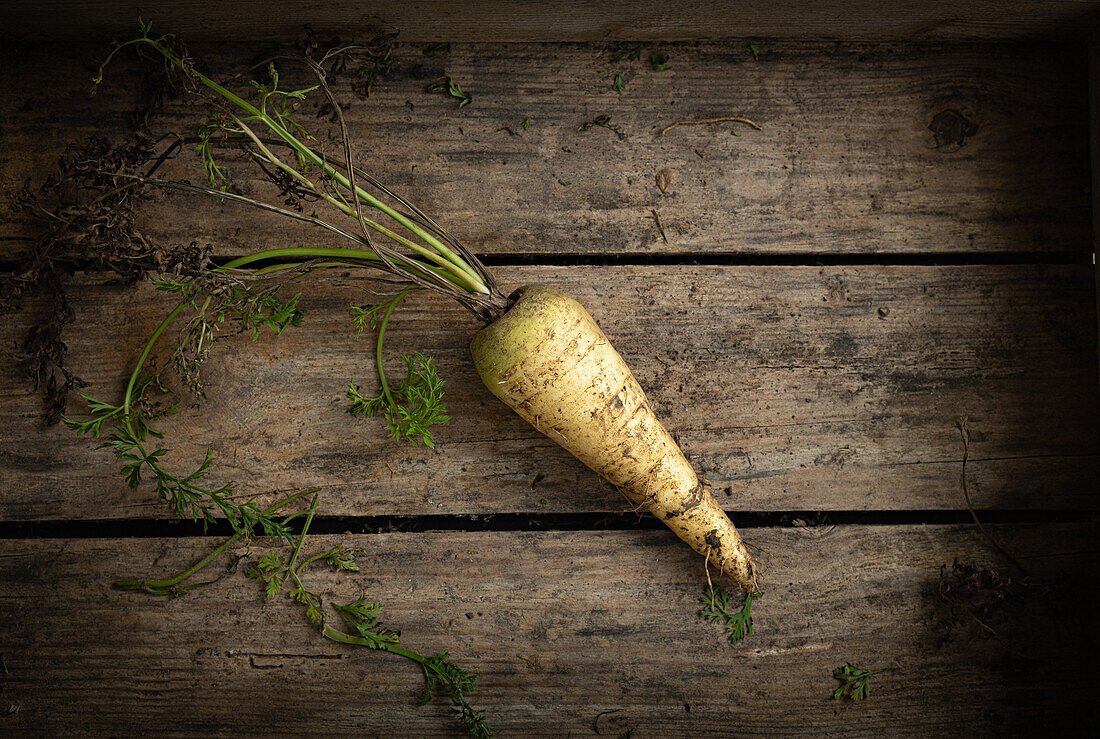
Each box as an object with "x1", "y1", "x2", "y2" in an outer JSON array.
[
  {"x1": 347, "y1": 287, "x2": 451, "y2": 448},
  {"x1": 448, "y1": 78, "x2": 472, "y2": 107},
  {"x1": 610, "y1": 44, "x2": 641, "y2": 62},
  {"x1": 78, "y1": 22, "x2": 508, "y2": 466},
  {"x1": 96, "y1": 24, "x2": 501, "y2": 313},
  {"x1": 113, "y1": 490, "x2": 492, "y2": 736},
  {"x1": 701, "y1": 588, "x2": 760, "y2": 645},
  {"x1": 250, "y1": 494, "x2": 491, "y2": 737},
  {"x1": 832, "y1": 664, "x2": 886, "y2": 701},
  {"x1": 71, "y1": 21, "x2": 507, "y2": 533},
  {"x1": 423, "y1": 42, "x2": 450, "y2": 57},
  {"x1": 62, "y1": 271, "x2": 306, "y2": 536},
  {"x1": 58, "y1": 25, "x2": 501, "y2": 735}
]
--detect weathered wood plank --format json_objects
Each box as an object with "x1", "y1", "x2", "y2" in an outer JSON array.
[
  {"x1": 0, "y1": 524, "x2": 1095, "y2": 735},
  {"x1": 4, "y1": 1, "x2": 1100, "y2": 42},
  {"x1": 1, "y1": 40, "x2": 1089, "y2": 256},
  {"x1": 2, "y1": 266, "x2": 1095, "y2": 521}
]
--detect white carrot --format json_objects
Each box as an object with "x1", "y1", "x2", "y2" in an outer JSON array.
[{"x1": 472, "y1": 286, "x2": 757, "y2": 592}]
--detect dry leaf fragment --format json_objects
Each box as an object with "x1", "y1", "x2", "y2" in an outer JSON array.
[{"x1": 655, "y1": 167, "x2": 673, "y2": 193}]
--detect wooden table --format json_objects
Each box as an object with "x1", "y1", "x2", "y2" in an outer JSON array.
[{"x1": 2, "y1": 4, "x2": 1098, "y2": 735}]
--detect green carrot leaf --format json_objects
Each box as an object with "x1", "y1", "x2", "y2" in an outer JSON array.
[
  {"x1": 348, "y1": 353, "x2": 450, "y2": 448},
  {"x1": 324, "y1": 547, "x2": 360, "y2": 572},
  {"x1": 346, "y1": 379, "x2": 387, "y2": 419},
  {"x1": 612, "y1": 74, "x2": 625, "y2": 94},
  {"x1": 700, "y1": 588, "x2": 760, "y2": 645},
  {"x1": 610, "y1": 44, "x2": 641, "y2": 62},
  {"x1": 194, "y1": 118, "x2": 234, "y2": 192},
  {"x1": 248, "y1": 550, "x2": 289, "y2": 599},
  {"x1": 334, "y1": 595, "x2": 401, "y2": 648},
  {"x1": 351, "y1": 302, "x2": 385, "y2": 337},
  {"x1": 832, "y1": 664, "x2": 886, "y2": 701},
  {"x1": 420, "y1": 651, "x2": 493, "y2": 737},
  {"x1": 448, "y1": 79, "x2": 471, "y2": 108}
]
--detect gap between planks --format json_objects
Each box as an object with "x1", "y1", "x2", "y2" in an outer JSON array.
[
  {"x1": 0, "y1": 509, "x2": 1097, "y2": 540},
  {"x1": 1, "y1": 251, "x2": 1092, "y2": 275}
]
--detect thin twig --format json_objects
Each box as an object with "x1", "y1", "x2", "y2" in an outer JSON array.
[
  {"x1": 954, "y1": 595, "x2": 1045, "y2": 662},
  {"x1": 111, "y1": 173, "x2": 390, "y2": 261},
  {"x1": 300, "y1": 57, "x2": 405, "y2": 291},
  {"x1": 703, "y1": 545, "x2": 715, "y2": 594},
  {"x1": 659, "y1": 116, "x2": 762, "y2": 137},
  {"x1": 956, "y1": 417, "x2": 1035, "y2": 579},
  {"x1": 302, "y1": 56, "x2": 504, "y2": 322},
  {"x1": 578, "y1": 114, "x2": 628, "y2": 141}
]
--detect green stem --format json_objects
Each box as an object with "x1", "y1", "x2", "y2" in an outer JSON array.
[
  {"x1": 233, "y1": 121, "x2": 485, "y2": 292},
  {"x1": 321, "y1": 624, "x2": 427, "y2": 664},
  {"x1": 221, "y1": 248, "x2": 457, "y2": 290},
  {"x1": 259, "y1": 121, "x2": 487, "y2": 292},
  {"x1": 375, "y1": 288, "x2": 413, "y2": 412},
  {"x1": 117, "y1": 299, "x2": 222, "y2": 500},
  {"x1": 117, "y1": 299, "x2": 236, "y2": 519},
  {"x1": 114, "y1": 486, "x2": 318, "y2": 594},
  {"x1": 294, "y1": 545, "x2": 346, "y2": 573},
  {"x1": 134, "y1": 36, "x2": 488, "y2": 294},
  {"x1": 116, "y1": 537, "x2": 234, "y2": 596},
  {"x1": 222, "y1": 247, "x2": 378, "y2": 270},
  {"x1": 122, "y1": 300, "x2": 188, "y2": 423},
  {"x1": 286, "y1": 493, "x2": 319, "y2": 577}
]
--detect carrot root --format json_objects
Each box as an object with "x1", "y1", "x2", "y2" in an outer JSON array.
[{"x1": 471, "y1": 285, "x2": 759, "y2": 593}]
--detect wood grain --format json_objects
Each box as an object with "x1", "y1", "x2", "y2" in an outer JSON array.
[
  {"x1": 1, "y1": 19, "x2": 1095, "y2": 736},
  {"x1": 0, "y1": 524, "x2": 1095, "y2": 735},
  {"x1": 4, "y1": 1, "x2": 1100, "y2": 42},
  {"x1": 2, "y1": 265, "x2": 1095, "y2": 521},
  {"x1": 1, "y1": 40, "x2": 1089, "y2": 257}
]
